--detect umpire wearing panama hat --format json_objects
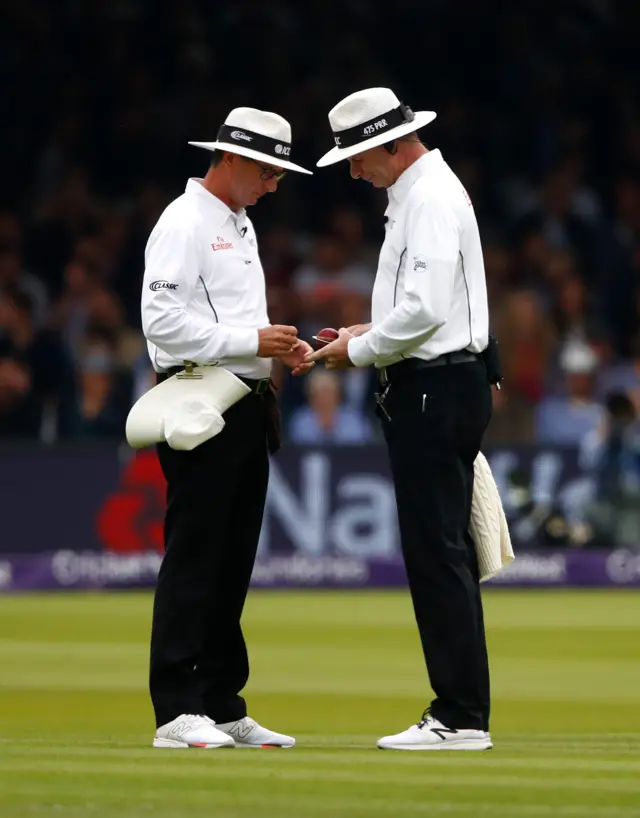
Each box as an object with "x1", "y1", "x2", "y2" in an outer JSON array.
[
  {"x1": 142, "y1": 106, "x2": 314, "y2": 751},
  {"x1": 308, "y1": 87, "x2": 497, "y2": 751}
]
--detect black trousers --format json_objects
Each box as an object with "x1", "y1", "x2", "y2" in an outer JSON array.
[
  {"x1": 380, "y1": 359, "x2": 493, "y2": 731},
  {"x1": 149, "y1": 390, "x2": 269, "y2": 728}
]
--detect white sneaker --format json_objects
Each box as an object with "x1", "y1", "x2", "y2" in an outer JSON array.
[
  {"x1": 377, "y1": 713, "x2": 492, "y2": 751},
  {"x1": 153, "y1": 714, "x2": 235, "y2": 749},
  {"x1": 215, "y1": 716, "x2": 295, "y2": 748}
]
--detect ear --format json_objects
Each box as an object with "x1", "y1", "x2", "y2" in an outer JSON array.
[{"x1": 224, "y1": 151, "x2": 237, "y2": 170}]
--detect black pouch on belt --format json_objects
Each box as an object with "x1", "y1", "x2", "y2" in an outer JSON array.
[
  {"x1": 480, "y1": 335, "x2": 503, "y2": 388},
  {"x1": 264, "y1": 380, "x2": 283, "y2": 455}
]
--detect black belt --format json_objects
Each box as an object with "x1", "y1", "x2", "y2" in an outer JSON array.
[
  {"x1": 377, "y1": 351, "x2": 480, "y2": 385},
  {"x1": 158, "y1": 366, "x2": 270, "y2": 395}
]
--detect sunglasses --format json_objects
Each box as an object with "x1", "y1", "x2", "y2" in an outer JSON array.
[{"x1": 245, "y1": 157, "x2": 287, "y2": 182}]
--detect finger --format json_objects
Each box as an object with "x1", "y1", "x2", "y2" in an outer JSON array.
[
  {"x1": 277, "y1": 325, "x2": 298, "y2": 337},
  {"x1": 274, "y1": 336, "x2": 296, "y2": 349},
  {"x1": 305, "y1": 346, "x2": 330, "y2": 362},
  {"x1": 292, "y1": 362, "x2": 315, "y2": 376},
  {"x1": 276, "y1": 332, "x2": 300, "y2": 347},
  {"x1": 305, "y1": 340, "x2": 337, "y2": 362}
]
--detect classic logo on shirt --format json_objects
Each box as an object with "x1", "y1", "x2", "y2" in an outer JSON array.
[
  {"x1": 211, "y1": 236, "x2": 234, "y2": 251},
  {"x1": 149, "y1": 280, "x2": 178, "y2": 291},
  {"x1": 413, "y1": 254, "x2": 428, "y2": 272},
  {"x1": 230, "y1": 130, "x2": 253, "y2": 142}
]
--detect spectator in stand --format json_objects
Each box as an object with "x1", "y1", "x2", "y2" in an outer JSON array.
[
  {"x1": 514, "y1": 162, "x2": 596, "y2": 279},
  {"x1": 68, "y1": 326, "x2": 132, "y2": 440},
  {"x1": 597, "y1": 336, "x2": 640, "y2": 412},
  {"x1": 0, "y1": 288, "x2": 74, "y2": 439},
  {"x1": 511, "y1": 232, "x2": 554, "y2": 307},
  {"x1": 26, "y1": 166, "x2": 101, "y2": 290},
  {"x1": 596, "y1": 175, "x2": 640, "y2": 357},
  {"x1": 545, "y1": 273, "x2": 611, "y2": 395},
  {"x1": 580, "y1": 392, "x2": 640, "y2": 549},
  {"x1": 535, "y1": 339, "x2": 604, "y2": 445},
  {"x1": 0, "y1": 213, "x2": 49, "y2": 324},
  {"x1": 50, "y1": 259, "x2": 125, "y2": 365},
  {"x1": 494, "y1": 289, "x2": 557, "y2": 406},
  {"x1": 289, "y1": 368, "x2": 374, "y2": 445},
  {"x1": 553, "y1": 273, "x2": 608, "y2": 349}
]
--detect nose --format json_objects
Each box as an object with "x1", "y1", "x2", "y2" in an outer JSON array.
[
  {"x1": 348, "y1": 160, "x2": 361, "y2": 180},
  {"x1": 264, "y1": 177, "x2": 279, "y2": 194}
]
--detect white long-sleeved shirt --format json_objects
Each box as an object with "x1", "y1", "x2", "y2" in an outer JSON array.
[
  {"x1": 347, "y1": 150, "x2": 489, "y2": 368},
  {"x1": 141, "y1": 178, "x2": 271, "y2": 379}
]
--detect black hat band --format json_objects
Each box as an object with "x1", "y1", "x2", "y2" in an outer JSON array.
[
  {"x1": 332, "y1": 103, "x2": 415, "y2": 149},
  {"x1": 217, "y1": 124, "x2": 293, "y2": 161}
]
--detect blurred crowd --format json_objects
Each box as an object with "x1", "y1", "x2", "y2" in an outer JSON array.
[{"x1": 1, "y1": 0, "x2": 640, "y2": 520}]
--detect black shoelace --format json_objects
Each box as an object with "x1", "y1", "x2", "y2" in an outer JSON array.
[{"x1": 417, "y1": 707, "x2": 435, "y2": 730}]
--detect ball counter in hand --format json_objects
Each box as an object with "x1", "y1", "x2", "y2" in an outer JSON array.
[{"x1": 312, "y1": 328, "x2": 339, "y2": 347}]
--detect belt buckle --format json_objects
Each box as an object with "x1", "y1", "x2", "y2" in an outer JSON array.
[{"x1": 255, "y1": 379, "x2": 269, "y2": 395}]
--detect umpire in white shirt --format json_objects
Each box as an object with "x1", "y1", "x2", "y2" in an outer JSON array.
[
  {"x1": 308, "y1": 88, "x2": 498, "y2": 751},
  {"x1": 142, "y1": 107, "x2": 313, "y2": 750}
]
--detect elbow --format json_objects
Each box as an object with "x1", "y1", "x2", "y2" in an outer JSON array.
[
  {"x1": 415, "y1": 297, "x2": 449, "y2": 331},
  {"x1": 143, "y1": 307, "x2": 183, "y2": 346},
  {"x1": 428, "y1": 306, "x2": 449, "y2": 329}
]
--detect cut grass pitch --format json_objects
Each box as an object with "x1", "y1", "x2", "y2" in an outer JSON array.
[{"x1": 0, "y1": 590, "x2": 639, "y2": 817}]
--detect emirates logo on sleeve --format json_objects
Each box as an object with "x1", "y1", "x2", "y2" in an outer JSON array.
[{"x1": 211, "y1": 236, "x2": 234, "y2": 251}]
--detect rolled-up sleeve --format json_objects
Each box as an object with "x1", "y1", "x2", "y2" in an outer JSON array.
[
  {"x1": 141, "y1": 225, "x2": 259, "y2": 363},
  {"x1": 347, "y1": 197, "x2": 459, "y2": 367}
]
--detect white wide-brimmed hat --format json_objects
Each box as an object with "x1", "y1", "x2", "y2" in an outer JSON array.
[
  {"x1": 126, "y1": 366, "x2": 251, "y2": 451},
  {"x1": 317, "y1": 88, "x2": 437, "y2": 167},
  {"x1": 189, "y1": 107, "x2": 312, "y2": 175}
]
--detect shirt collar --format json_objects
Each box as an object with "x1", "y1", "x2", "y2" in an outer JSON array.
[
  {"x1": 185, "y1": 178, "x2": 247, "y2": 227},
  {"x1": 385, "y1": 149, "x2": 443, "y2": 212}
]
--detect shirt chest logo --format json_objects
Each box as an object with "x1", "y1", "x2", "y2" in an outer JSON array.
[
  {"x1": 211, "y1": 236, "x2": 234, "y2": 251},
  {"x1": 413, "y1": 254, "x2": 428, "y2": 272}
]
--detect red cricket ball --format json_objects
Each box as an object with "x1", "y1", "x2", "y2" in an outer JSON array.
[{"x1": 314, "y1": 327, "x2": 339, "y2": 346}]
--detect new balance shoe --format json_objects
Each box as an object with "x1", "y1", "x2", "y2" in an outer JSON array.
[
  {"x1": 377, "y1": 710, "x2": 492, "y2": 751},
  {"x1": 153, "y1": 714, "x2": 235, "y2": 749},
  {"x1": 215, "y1": 716, "x2": 295, "y2": 748}
]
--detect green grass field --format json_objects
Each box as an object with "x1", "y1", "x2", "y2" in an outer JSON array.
[{"x1": 0, "y1": 590, "x2": 639, "y2": 817}]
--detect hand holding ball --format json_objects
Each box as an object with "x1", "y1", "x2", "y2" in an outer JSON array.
[{"x1": 312, "y1": 328, "x2": 339, "y2": 347}]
